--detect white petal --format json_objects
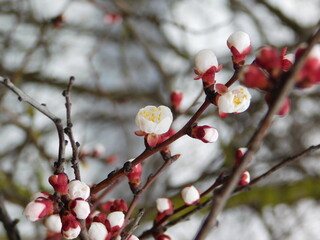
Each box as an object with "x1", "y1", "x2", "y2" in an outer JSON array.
[
  {"x1": 63, "y1": 225, "x2": 81, "y2": 239},
  {"x1": 156, "y1": 198, "x2": 170, "y2": 213},
  {"x1": 24, "y1": 201, "x2": 45, "y2": 222},
  {"x1": 181, "y1": 185, "x2": 200, "y2": 205},
  {"x1": 107, "y1": 211, "x2": 125, "y2": 228},
  {"x1": 88, "y1": 222, "x2": 108, "y2": 240},
  {"x1": 227, "y1": 31, "x2": 251, "y2": 53},
  {"x1": 73, "y1": 200, "x2": 91, "y2": 220},
  {"x1": 45, "y1": 214, "x2": 62, "y2": 233},
  {"x1": 68, "y1": 180, "x2": 90, "y2": 200},
  {"x1": 195, "y1": 49, "x2": 218, "y2": 74}
]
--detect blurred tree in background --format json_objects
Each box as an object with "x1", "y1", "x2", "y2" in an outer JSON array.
[{"x1": 0, "y1": 0, "x2": 319, "y2": 239}]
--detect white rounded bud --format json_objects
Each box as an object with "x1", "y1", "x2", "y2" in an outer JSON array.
[
  {"x1": 68, "y1": 180, "x2": 90, "y2": 200},
  {"x1": 45, "y1": 214, "x2": 62, "y2": 233},
  {"x1": 181, "y1": 185, "x2": 200, "y2": 205},
  {"x1": 88, "y1": 222, "x2": 108, "y2": 240},
  {"x1": 195, "y1": 49, "x2": 218, "y2": 74}
]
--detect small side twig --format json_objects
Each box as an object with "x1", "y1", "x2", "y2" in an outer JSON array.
[
  {"x1": 0, "y1": 194, "x2": 20, "y2": 240},
  {"x1": 63, "y1": 76, "x2": 81, "y2": 181},
  {"x1": 0, "y1": 77, "x2": 66, "y2": 174}
]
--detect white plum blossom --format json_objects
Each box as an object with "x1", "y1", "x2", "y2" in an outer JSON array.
[
  {"x1": 217, "y1": 86, "x2": 251, "y2": 113},
  {"x1": 135, "y1": 105, "x2": 173, "y2": 134},
  {"x1": 107, "y1": 211, "x2": 125, "y2": 230},
  {"x1": 181, "y1": 185, "x2": 200, "y2": 205},
  {"x1": 227, "y1": 31, "x2": 251, "y2": 54},
  {"x1": 68, "y1": 180, "x2": 90, "y2": 200},
  {"x1": 156, "y1": 198, "x2": 171, "y2": 213},
  {"x1": 88, "y1": 222, "x2": 108, "y2": 240},
  {"x1": 70, "y1": 199, "x2": 91, "y2": 220},
  {"x1": 45, "y1": 214, "x2": 62, "y2": 233},
  {"x1": 195, "y1": 49, "x2": 219, "y2": 74}
]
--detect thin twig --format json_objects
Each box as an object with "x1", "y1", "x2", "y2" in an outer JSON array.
[
  {"x1": 193, "y1": 28, "x2": 320, "y2": 240},
  {"x1": 0, "y1": 77, "x2": 66, "y2": 174},
  {"x1": 63, "y1": 76, "x2": 81, "y2": 181},
  {"x1": 0, "y1": 194, "x2": 20, "y2": 240}
]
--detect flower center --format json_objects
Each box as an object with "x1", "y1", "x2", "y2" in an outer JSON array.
[
  {"x1": 233, "y1": 88, "x2": 248, "y2": 105},
  {"x1": 139, "y1": 106, "x2": 164, "y2": 123}
]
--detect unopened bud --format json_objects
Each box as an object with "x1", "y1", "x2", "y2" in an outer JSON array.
[
  {"x1": 49, "y1": 173, "x2": 69, "y2": 194},
  {"x1": 68, "y1": 180, "x2": 90, "y2": 200},
  {"x1": 88, "y1": 222, "x2": 109, "y2": 240},
  {"x1": 61, "y1": 213, "x2": 81, "y2": 239},
  {"x1": 170, "y1": 91, "x2": 183, "y2": 111},
  {"x1": 238, "y1": 170, "x2": 250, "y2": 186},
  {"x1": 45, "y1": 214, "x2": 62, "y2": 233},
  {"x1": 227, "y1": 31, "x2": 251, "y2": 66},
  {"x1": 24, "y1": 198, "x2": 54, "y2": 222},
  {"x1": 189, "y1": 125, "x2": 219, "y2": 143},
  {"x1": 106, "y1": 211, "x2": 125, "y2": 232},
  {"x1": 239, "y1": 65, "x2": 270, "y2": 90},
  {"x1": 181, "y1": 185, "x2": 200, "y2": 206},
  {"x1": 69, "y1": 199, "x2": 91, "y2": 220}
]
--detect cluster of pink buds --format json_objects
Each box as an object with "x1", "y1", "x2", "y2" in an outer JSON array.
[{"x1": 24, "y1": 174, "x2": 92, "y2": 239}]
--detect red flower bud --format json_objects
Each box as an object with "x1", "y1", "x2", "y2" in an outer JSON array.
[
  {"x1": 170, "y1": 91, "x2": 183, "y2": 111},
  {"x1": 155, "y1": 234, "x2": 172, "y2": 240},
  {"x1": 189, "y1": 125, "x2": 219, "y2": 143},
  {"x1": 255, "y1": 46, "x2": 282, "y2": 78},
  {"x1": 49, "y1": 173, "x2": 69, "y2": 194},
  {"x1": 100, "y1": 199, "x2": 128, "y2": 213},
  {"x1": 239, "y1": 65, "x2": 270, "y2": 90},
  {"x1": 238, "y1": 170, "x2": 250, "y2": 186},
  {"x1": 61, "y1": 212, "x2": 81, "y2": 239}
]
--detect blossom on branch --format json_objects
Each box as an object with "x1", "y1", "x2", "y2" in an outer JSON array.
[
  {"x1": 88, "y1": 222, "x2": 109, "y2": 240},
  {"x1": 68, "y1": 180, "x2": 90, "y2": 200},
  {"x1": 181, "y1": 185, "x2": 200, "y2": 206},
  {"x1": 106, "y1": 211, "x2": 125, "y2": 232},
  {"x1": 69, "y1": 198, "x2": 91, "y2": 220},
  {"x1": 24, "y1": 197, "x2": 54, "y2": 222},
  {"x1": 227, "y1": 31, "x2": 251, "y2": 67},
  {"x1": 238, "y1": 170, "x2": 250, "y2": 186},
  {"x1": 239, "y1": 65, "x2": 270, "y2": 90},
  {"x1": 135, "y1": 105, "x2": 173, "y2": 135},
  {"x1": 189, "y1": 125, "x2": 219, "y2": 143},
  {"x1": 61, "y1": 212, "x2": 81, "y2": 239},
  {"x1": 194, "y1": 49, "x2": 222, "y2": 87},
  {"x1": 49, "y1": 173, "x2": 69, "y2": 194},
  {"x1": 44, "y1": 214, "x2": 62, "y2": 233},
  {"x1": 217, "y1": 86, "x2": 251, "y2": 114},
  {"x1": 156, "y1": 198, "x2": 174, "y2": 222}
]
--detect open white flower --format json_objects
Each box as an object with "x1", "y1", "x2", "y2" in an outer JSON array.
[
  {"x1": 195, "y1": 49, "x2": 219, "y2": 74},
  {"x1": 217, "y1": 86, "x2": 251, "y2": 113},
  {"x1": 135, "y1": 105, "x2": 173, "y2": 134}
]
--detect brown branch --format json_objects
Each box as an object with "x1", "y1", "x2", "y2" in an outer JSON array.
[
  {"x1": 63, "y1": 76, "x2": 81, "y2": 181},
  {"x1": 91, "y1": 99, "x2": 211, "y2": 194},
  {"x1": 0, "y1": 77, "x2": 66, "y2": 174},
  {"x1": 0, "y1": 194, "x2": 20, "y2": 240},
  {"x1": 193, "y1": 28, "x2": 320, "y2": 240}
]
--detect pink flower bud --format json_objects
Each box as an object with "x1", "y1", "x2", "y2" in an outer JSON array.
[
  {"x1": 49, "y1": 173, "x2": 69, "y2": 194},
  {"x1": 88, "y1": 222, "x2": 109, "y2": 240},
  {"x1": 126, "y1": 159, "x2": 143, "y2": 191},
  {"x1": 106, "y1": 211, "x2": 125, "y2": 232},
  {"x1": 227, "y1": 31, "x2": 251, "y2": 66},
  {"x1": 100, "y1": 199, "x2": 128, "y2": 213},
  {"x1": 24, "y1": 198, "x2": 54, "y2": 222},
  {"x1": 281, "y1": 48, "x2": 294, "y2": 71},
  {"x1": 255, "y1": 46, "x2": 282, "y2": 78},
  {"x1": 181, "y1": 185, "x2": 200, "y2": 205},
  {"x1": 45, "y1": 214, "x2": 62, "y2": 233},
  {"x1": 295, "y1": 44, "x2": 320, "y2": 88},
  {"x1": 239, "y1": 65, "x2": 270, "y2": 90},
  {"x1": 235, "y1": 147, "x2": 249, "y2": 167},
  {"x1": 69, "y1": 199, "x2": 91, "y2": 220},
  {"x1": 194, "y1": 49, "x2": 222, "y2": 87},
  {"x1": 189, "y1": 125, "x2": 219, "y2": 143},
  {"x1": 238, "y1": 170, "x2": 250, "y2": 186},
  {"x1": 155, "y1": 234, "x2": 172, "y2": 240},
  {"x1": 170, "y1": 91, "x2": 183, "y2": 111},
  {"x1": 61, "y1": 213, "x2": 81, "y2": 239},
  {"x1": 68, "y1": 180, "x2": 90, "y2": 200}
]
